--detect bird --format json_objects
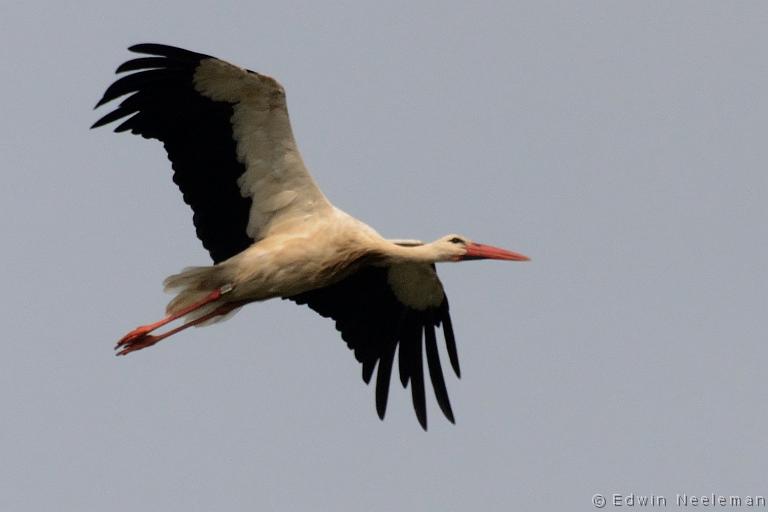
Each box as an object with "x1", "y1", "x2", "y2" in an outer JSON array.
[{"x1": 92, "y1": 43, "x2": 529, "y2": 430}]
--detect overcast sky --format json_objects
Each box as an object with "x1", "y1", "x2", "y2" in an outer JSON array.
[{"x1": 2, "y1": 1, "x2": 767, "y2": 510}]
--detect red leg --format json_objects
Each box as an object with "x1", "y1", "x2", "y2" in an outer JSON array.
[
  {"x1": 116, "y1": 300, "x2": 245, "y2": 356},
  {"x1": 115, "y1": 285, "x2": 233, "y2": 352}
]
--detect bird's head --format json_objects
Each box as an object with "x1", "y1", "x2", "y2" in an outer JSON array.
[{"x1": 432, "y1": 234, "x2": 530, "y2": 262}]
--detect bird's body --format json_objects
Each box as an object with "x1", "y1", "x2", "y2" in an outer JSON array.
[
  {"x1": 93, "y1": 44, "x2": 528, "y2": 429},
  {"x1": 163, "y1": 208, "x2": 456, "y2": 319},
  {"x1": 167, "y1": 209, "x2": 377, "y2": 305}
]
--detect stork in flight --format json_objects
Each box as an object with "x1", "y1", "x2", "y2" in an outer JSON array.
[{"x1": 92, "y1": 44, "x2": 529, "y2": 429}]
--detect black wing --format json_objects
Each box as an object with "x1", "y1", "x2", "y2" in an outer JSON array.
[
  {"x1": 289, "y1": 266, "x2": 461, "y2": 430},
  {"x1": 92, "y1": 44, "x2": 253, "y2": 263}
]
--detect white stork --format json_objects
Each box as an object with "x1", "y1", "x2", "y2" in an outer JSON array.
[{"x1": 92, "y1": 44, "x2": 529, "y2": 429}]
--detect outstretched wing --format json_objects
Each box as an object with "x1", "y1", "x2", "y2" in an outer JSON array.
[
  {"x1": 289, "y1": 264, "x2": 461, "y2": 430},
  {"x1": 92, "y1": 43, "x2": 331, "y2": 263}
]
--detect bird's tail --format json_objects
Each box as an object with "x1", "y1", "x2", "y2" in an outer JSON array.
[{"x1": 163, "y1": 266, "x2": 241, "y2": 326}]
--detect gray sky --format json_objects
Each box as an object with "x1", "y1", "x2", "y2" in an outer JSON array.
[{"x1": 2, "y1": 1, "x2": 767, "y2": 510}]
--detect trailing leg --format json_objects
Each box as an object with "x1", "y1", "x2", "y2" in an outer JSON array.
[{"x1": 115, "y1": 285, "x2": 236, "y2": 355}]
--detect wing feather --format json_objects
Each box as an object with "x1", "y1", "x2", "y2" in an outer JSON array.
[
  {"x1": 289, "y1": 265, "x2": 460, "y2": 430},
  {"x1": 424, "y1": 314, "x2": 455, "y2": 423},
  {"x1": 409, "y1": 327, "x2": 428, "y2": 429},
  {"x1": 375, "y1": 339, "x2": 397, "y2": 420},
  {"x1": 440, "y1": 300, "x2": 461, "y2": 378}
]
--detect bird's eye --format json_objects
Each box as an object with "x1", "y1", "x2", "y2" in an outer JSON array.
[{"x1": 449, "y1": 237, "x2": 464, "y2": 244}]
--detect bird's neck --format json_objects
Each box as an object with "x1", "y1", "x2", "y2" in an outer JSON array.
[{"x1": 380, "y1": 241, "x2": 440, "y2": 264}]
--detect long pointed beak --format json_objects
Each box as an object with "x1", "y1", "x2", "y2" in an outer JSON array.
[{"x1": 461, "y1": 242, "x2": 530, "y2": 261}]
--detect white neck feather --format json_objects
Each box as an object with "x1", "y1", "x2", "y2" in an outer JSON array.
[{"x1": 380, "y1": 241, "x2": 445, "y2": 264}]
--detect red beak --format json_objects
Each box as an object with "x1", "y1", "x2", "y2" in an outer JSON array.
[{"x1": 461, "y1": 242, "x2": 530, "y2": 261}]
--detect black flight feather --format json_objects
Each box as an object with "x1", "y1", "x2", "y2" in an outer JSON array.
[
  {"x1": 289, "y1": 266, "x2": 459, "y2": 430},
  {"x1": 92, "y1": 44, "x2": 253, "y2": 263}
]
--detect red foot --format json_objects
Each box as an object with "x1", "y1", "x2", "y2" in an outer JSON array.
[
  {"x1": 116, "y1": 334, "x2": 161, "y2": 356},
  {"x1": 116, "y1": 325, "x2": 157, "y2": 350}
]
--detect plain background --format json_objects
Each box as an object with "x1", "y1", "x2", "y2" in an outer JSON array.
[{"x1": 2, "y1": 1, "x2": 766, "y2": 510}]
